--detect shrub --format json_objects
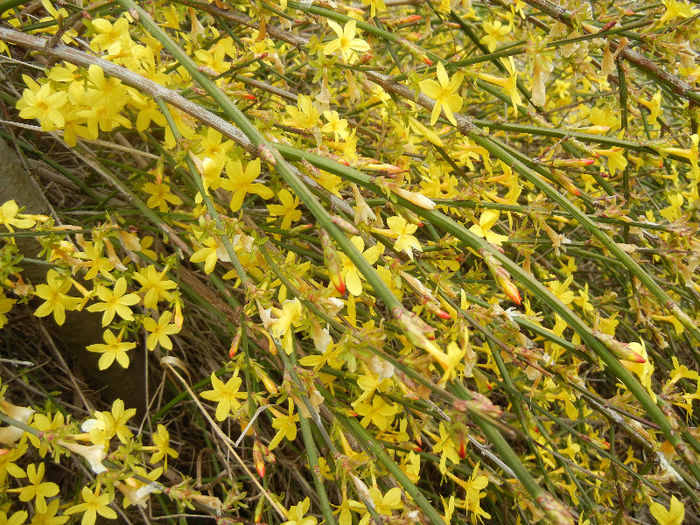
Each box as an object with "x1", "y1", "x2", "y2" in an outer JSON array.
[{"x1": 0, "y1": 1, "x2": 698, "y2": 524}]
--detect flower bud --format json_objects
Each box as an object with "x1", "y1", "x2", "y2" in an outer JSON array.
[
  {"x1": 537, "y1": 493, "x2": 575, "y2": 525},
  {"x1": 389, "y1": 184, "x2": 436, "y2": 210},
  {"x1": 254, "y1": 494, "x2": 265, "y2": 523},
  {"x1": 253, "y1": 365, "x2": 279, "y2": 395},
  {"x1": 594, "y1": 332, "x2": 646, "y2": 363},
  {"x1": 482, "y1": 253, "x2": 522, "y2": 305},
  {"x1": 424, "y1": 300, "x2": 451, "y2": 319},
  {"x1": 550, "y1": 170, "x2": 581, "y2": 197},
  {"x1": 253, "y1": 440, "x2": 265, "y2": 478},
  {"x1": 331, "y1": 215, "x2": 359, "y2": 235},
  {"x1": 321, "y1": 231, "x2": 345, "y2": 295},
  {"x1": 380, "y1": 14, "x2": 422, "y2": 27},
  {"x1": 228, "y1": 329, "x2": 242, "y2": 359},
  {"x1": 551, "y1": 158, "x2": 595, "y2": 168},
  {"x1": 393, "y1": 306, "x2": 435, "y2": 343},
  {"x1": 397, "y1": 37, "x2": 433, "y2": 65}
]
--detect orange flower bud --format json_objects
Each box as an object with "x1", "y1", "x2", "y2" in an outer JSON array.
[
  {"x1": 397, "y1": 37, "x2": 433, "y2": 65},
  {"x1": 423, "y1": 299, "x2": 451, "y2": 319},
  {"x1": 550, "y1": 170, "x2": 581, "y2": 197},
  {"x1": 321, "y1": 231, "x2": 345, "y2": 295},
  {"x1": 500, "y1": 278, "x2": 522, "y2": 305},
  {"x1": 228, "y1": 330, "x2": 242, "y2": 358},
  {"x1": 482, "y1": 252, "x2": 522, "y2": 305},
  {"x1": 594, "y1": 332, "x2": 646, "y2": 363},
  {"x1": 253, "y1": 440, "x2": 265, "y2": 478},
  {"x1": 458, "y1": 438, "x2": 466, "y2": 459},
  {"x1": 380, "y1": 14, "x2": 422, "y2": 27}
]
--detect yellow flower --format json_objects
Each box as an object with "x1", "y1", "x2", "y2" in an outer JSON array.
[
  {"x1": 285, "y1": 94, "x2": 321, "y2": 130},
  {"x1": 222, "y1": 157, "x2": 274, "y2": 212},
  {"x1": 438, "y1": 341, "x2": 468, "y2": 385},
  {"x1": 658, "y1": 0, "x2": 697, "y2": 25},
  {"x1": 473, "y1": 57, "x2": 521, "y2": 111},
  {"x1": 622, "y1": 340, "x2": 656, "y2": 401},
  {"x1": 322, "y1": 110, "x2": 349, "y2": 141},
  {"x1": 323, "y1": 20, "x2": 370, "y2": 64},
  {"x1": 78, "y1": 242, "x2": 114, "y2": 281},
  {"x1": 660, "y1": 193, "x2": 684, "y2": 222},
  {"x1": 447, "y1": 463, "x2": 491, "y2": 522},
  {"x1": 283, "y1": 497, "x2": 317, "y2": 525},
  {"x1": 132, "y1": 265, "x2": 177, "y2": 309},
  {"x1": 0, "y1": 292, "x2": 17, "y2": 329},
  {"x1": 90, "y1": 16, "x2": 132, "y2": 55},
  {"x1": 338, "y1": 236, "x2": 385, "y2": 296},
  {"x1": 547, "y1": 275, "x2": 575, "y2": 305},
  {"x1": 271, "y1": 298, "x2": 304, "y2": 354},
  {"x1": 142, "y1": 177, "x2": 182, "y2": 212},
  {"x1": 268, "y1": 399, "x2": 299, "y2": 450},
  {"x1": 150, "y1": 424, "x2": 179, "y2": 471},
  {"x1": 143, "y1": 311, "x2": 180, "y2": 351},
  {"x1": 17, "y1": 463, "x2": 59, "y2": 513},
  {"x1": 33, "y1": 269, "x2": 82, "y2": 326},
  {"x1": 660, "y1": 134, "x2": 698, "y2": 180},
  {"x1": 65, "y1": 485, "x2": 117, "y2": 525},
  {"x1": 86, "y1": 329, "x2": 136, "y2": 370},
  {"x1": 16, "y1": 75, "x2": 68, "y2": 131},
  {"x1": 352, "y1": 395, "x2": 401, "y2": 431},
  {"x1": 430, "y1": 422, "x2": 460, "y2": 474},
  {"x1": 190, "y1": 237, "x2": 219, "y2": 274},
  {"x1": 200, "y1": 371, "x2": 247, "y2": 421},
  {"x1": 360, "y1": 0, "x2": 386, "y2": 17},
  {"x1": 29, "y1": 411, "x2": 65, "y2": 457},
  {"x1": 0, "y1": 510, "x2": 27, "y2": 525},
  {"x1": 0, "y1": 200, "x2": 35, "y2": 231},
  {"x1": 74, "y1": 65, "x2": 132, "y2": 137},
  {"x1": 639, "y1": 90, "x2": 662, "y2": 126},
  {"x1": 368, "y1": 486, "x2": 403, "y2": 515},
  {"x1": 26, "y1": 498, "x2": 66, "y2": 524},
  {"x1": 480, "y1": 19, "x2": 511, "y2": 51},
  {"x1": 104, "y1": 398, "x2": 136, "y2": 443},
  {"x1": 649, "y1": 495, "x2": 685, "y2": 525},
  {"x1": 267, "y1": 189, "x2": 302, "y2": 230},
  {"x1": 594, "y1": 147, "x2": 628, "y2": 177},
  {"x1": 87, "y1": 277, "x2": 140, "y2": 326},
  {"x1": 469, "y1": 210, "x2": 508, "y2": 245},
  {"x1": 132, "y1": 93, "x2": 167, "y2": 132},
  {"x1": 419, "y1": 62, "x2": 463, "y2": 126},
  {"x1": 386, "y1": 216, "x2": 422, "y2": 258}
]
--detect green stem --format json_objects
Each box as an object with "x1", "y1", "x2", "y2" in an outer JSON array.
[
  {"x1": 0, "y1": 0, "x2": 25, "y2": 15},
  {"x1": 278, "y1": 349, "x2": 338, "y2": 525},
  {"x1": 340, "y1": 415, "x2": 448, "y2": 525}
]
